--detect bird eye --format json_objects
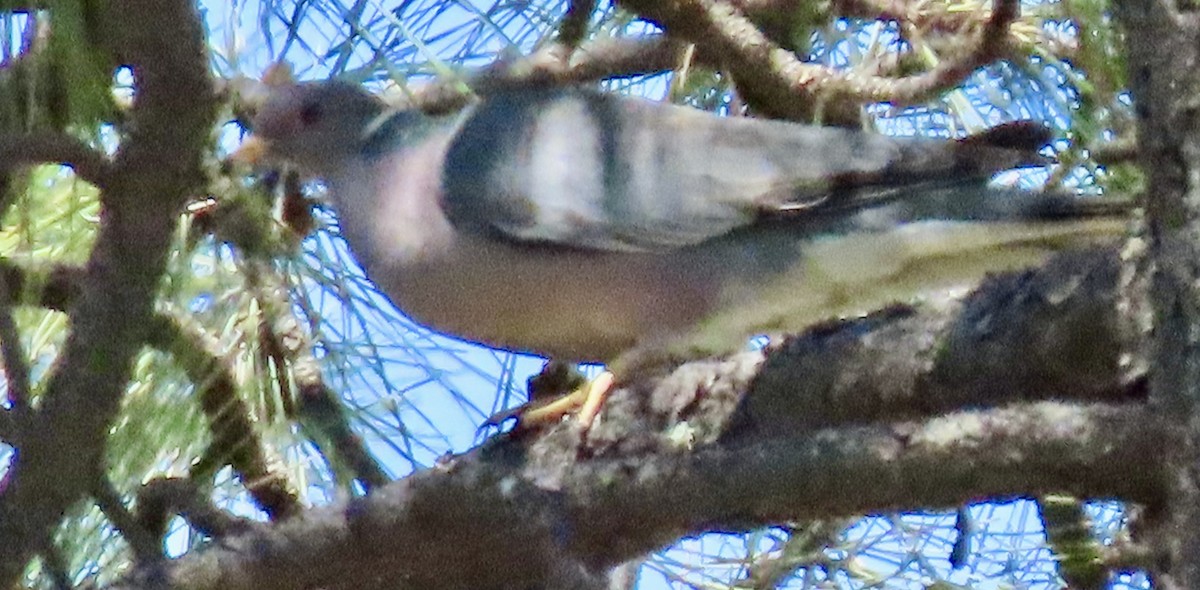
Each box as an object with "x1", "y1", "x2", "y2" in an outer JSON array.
[{"x1": 299, "y1": 101, "x2": 323, "y2": 127}]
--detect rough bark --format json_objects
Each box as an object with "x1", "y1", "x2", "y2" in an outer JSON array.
[
  {"x1": 0, "y1": 0, "x2": 216, "y2": 585},
  {"x1": 1111, "y1": 3, "x2": 1200, "y2": 589},
  {"x1": 99, "y1": 246, "x2": 1164, "y2": 590}
]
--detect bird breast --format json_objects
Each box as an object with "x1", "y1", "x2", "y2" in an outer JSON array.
[
  {"x1": 328, "y1": 137, "x2": 721, "y2": 362},
  {"x1": 365, "y1": 234, "x2": 721, "y2": 362}
]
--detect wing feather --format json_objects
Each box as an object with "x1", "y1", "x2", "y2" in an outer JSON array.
[{"x1": 437, "y1": 88, "x2": 1056, "y2": 252}]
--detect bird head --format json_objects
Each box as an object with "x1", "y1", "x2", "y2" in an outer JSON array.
[{"x1": 236, "y1": 81, "x2": 385, "y2": 174}]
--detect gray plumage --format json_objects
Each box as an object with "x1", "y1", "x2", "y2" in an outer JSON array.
[{"x1": 247, "y1": 81, "x2": 1126, "y2": 363}]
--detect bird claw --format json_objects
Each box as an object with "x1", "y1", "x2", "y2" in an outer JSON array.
[{"x1": 480, "y1": 371, "x2": 615, "y2": 434}]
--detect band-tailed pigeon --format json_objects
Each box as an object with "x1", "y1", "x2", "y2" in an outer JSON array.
[{"x1": 240, "y1": 81, "x2": 1128, "y2": 429}]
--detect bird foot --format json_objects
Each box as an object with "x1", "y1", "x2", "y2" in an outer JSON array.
[{"x1": 482, "y1": 371, "x2": 615, "y2": 433}]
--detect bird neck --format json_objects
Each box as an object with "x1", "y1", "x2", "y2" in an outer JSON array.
[
  {"x1": 329, "y1": 117, "x2": 462, "y2": 269},
  {"x1": 361, "y1": 108, "x2": 456, "y2": 161}
]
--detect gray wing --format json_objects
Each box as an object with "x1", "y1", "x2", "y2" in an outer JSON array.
[{"x1": 438, "y1": 88, "x2": 1049, "y2": 252}]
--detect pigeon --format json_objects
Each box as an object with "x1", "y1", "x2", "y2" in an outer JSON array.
[{"x1": 239, "y1": 80, "x2": 1128, "y2": 429}]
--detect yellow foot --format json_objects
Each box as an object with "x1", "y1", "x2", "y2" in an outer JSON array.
[{"x1": 483, "y1": 371, "x2": 615, "y2": 433}]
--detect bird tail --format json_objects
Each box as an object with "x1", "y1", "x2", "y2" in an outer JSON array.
[
  {"x1": 787, "y1": 121, "x2": 1057, "y2": 208},
  {"x1": 726, "y1": 195, "x2": 1131, "y2": 339},
  {"x1": 954, "y1": 121, "x2": 1055, "y2": 171},
  {"x1": 1004, "y1": 193, "x2": 1133, "y2": 220},
  {"x1": 939, "y1": 188, "x2": 1136, "y2": 224}
]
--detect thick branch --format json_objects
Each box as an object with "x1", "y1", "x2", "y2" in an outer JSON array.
[
  {"x1": 1112, "y1": 0, "x2": 1200, "y2": 587},
  {"x1": 113, "y1": 245, "x2": 1154, "y2": 590},
  {"x1": 128, "y1": 401, "x2": 1155, "y2": 590},
  {"x1": 0, "y1": 0, "x2": 215, "y2": 584}
]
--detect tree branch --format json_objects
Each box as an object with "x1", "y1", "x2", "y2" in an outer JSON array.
[
  {"x1": 408, "y1": 36, "x2": 696, "y2": 115},
  {"x1": 147, "y1": 307, "x2": 303, "y2": 521},
  {"x1": 1112, "y1": 0, "x2": 1200, "y2": 586},
  {"x1": 0, "y1": 132, "x2": 112, "y2": 188},
  {"x1": 92, "y1": 475, "x2": 163, "y2": 565},
  {"x1": 617, "y1": 0, "x2": 1021, "y2": 124},
  {"x1": 0, "y1": 269, "x2": 31, "y2": 420},
  {"x1": 247, "y1": 266, "x2": 391, "y2": 492},
  {"x1": 0, "y1": 257, "x2": 304, "y2": 522},
  {"x1": 135, "y1": 477, "x2": 261, "y2": 542},
  {"x1": 108, "y1": 245, "x2": 1155, "y2": 590},
  {"x1": 0, "y1": 410, "x2": 12, "y2": 443},
  {"x1": 556, "y1": 0, "x2": 597, "y2": 53},
  {"x1": 0, "y1": 0, "x2": 215, "y2": 584},
  {"x1": 121, "y1": 401, "x2": 1155, "y2": 590}
]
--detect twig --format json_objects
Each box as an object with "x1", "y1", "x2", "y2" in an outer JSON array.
[
  {"x1": 1092, "y1": 135, "x2": 1140, "y2": 166},
  {"x1": 617, "y1": 0, "x2": 1021, "y2": 123},
  {"x1": 0, "y1": 259, "x2": 85, "y2": 312},
  {"x1": 36, "y1": 539, "x2": 72, "y2": 590},
  {"x1": 557, "y1": 0, "x2": 597, "y2": 53},
  {"x1": 248, "y1": 263, "x2": 391, "y2": 492},
  {"x1": 407, "y1": 35, "x2": 694, "y2": 114},
  {"x1": 92, "y1": 476, "x2": 163, "y2": 564},
  {"x1": 0, "y1": 133, "x2": 113, "y2": 189},
  {"x1": 0, "y1": 268, "x2": 33, "y2": 416},
  {"x1": 136, "y1": 477, "x2": 259, "y2": 541},
  {"x1": 146, "y1": 306, "x2": 303, "y2": 521},
  {"x1": 881, "y1": 0, "x2": 1019, "y2": 104}
]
